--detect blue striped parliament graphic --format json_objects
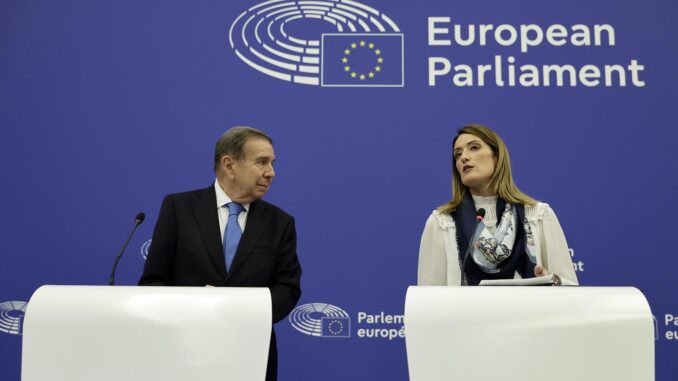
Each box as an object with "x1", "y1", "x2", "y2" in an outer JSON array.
[{"x1": 229, "y1": 0, "x2": 403, "y2": 87}]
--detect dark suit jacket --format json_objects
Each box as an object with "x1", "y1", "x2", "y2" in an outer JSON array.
[
  {"x1": 139, "y1": 185, "x2": 302, "y2": 380},
  {"x1": 139, "y1": 185, "x2": 302, "y2": 323}
]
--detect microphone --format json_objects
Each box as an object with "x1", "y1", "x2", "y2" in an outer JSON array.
[
  {"x1": 460, "y1": 208, "x2": 486, "y2": 286},
  {"x1": 108, "y1": 212, "x2": 145, "y2": 286}
]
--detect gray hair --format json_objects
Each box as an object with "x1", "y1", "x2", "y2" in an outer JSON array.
[{"x1": 214, "y1": 126, "x2": 273, "y2": 171}]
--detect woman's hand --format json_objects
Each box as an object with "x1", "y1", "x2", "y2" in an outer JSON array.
[
  {"x1": 534, "y1": 265, "x2": 562, "y2": 285},
  {"x1": 534, "y1": 265, "x2": 549, "y2": 277}
]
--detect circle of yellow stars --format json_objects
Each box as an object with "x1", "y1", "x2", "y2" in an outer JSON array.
[
  {"x1": 327, "y1": 319, "x2": 344, "y2": 335},
  {"x1": 341, "y1": 40, "x2": 383, "y2": 81}
]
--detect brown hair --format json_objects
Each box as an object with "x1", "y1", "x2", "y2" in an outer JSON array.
[{"x1": 438, "y1": 124, "x2": 537, "y2": 214}]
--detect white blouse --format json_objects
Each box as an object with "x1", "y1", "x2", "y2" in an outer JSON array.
[{"x1": 417, "y1": 197, "x2": 579, "y2": 286}]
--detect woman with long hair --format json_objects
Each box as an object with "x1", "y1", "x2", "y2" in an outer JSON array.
[{"x1": 418, "y1": 124, "x2": 578, "y2": 286}]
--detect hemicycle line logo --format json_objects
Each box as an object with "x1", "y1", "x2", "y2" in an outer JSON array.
[
  {"x1": 229, "y1": 0, "x2": 404, "y2": 86},
  {"x1": 289, "y1": 303, "x2": 351, "y2": 337},
  {"x1": 141, "y1": 239, "x2": 152, "y2": 260},
  {"x1": 0, "y1": 301, "x2": 27, "y2": 336}
]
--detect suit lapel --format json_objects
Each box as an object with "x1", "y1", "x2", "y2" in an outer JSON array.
[
  {"x1": 228, "y1": 200, "x2": 268, "y2": 278},
  {"x1": 192, "y1": 186, "x2": 227, "y2": 277}
]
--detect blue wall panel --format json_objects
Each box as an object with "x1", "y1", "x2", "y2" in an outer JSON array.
[{"x1": 1, "y1": 1, "x2": 676, "y2": 380}]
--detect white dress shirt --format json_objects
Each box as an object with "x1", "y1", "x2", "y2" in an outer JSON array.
[{"x1": 214, "y1": 180, "x2": 249, "y2": 241}]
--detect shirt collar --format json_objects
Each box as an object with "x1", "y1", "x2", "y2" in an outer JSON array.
[{"x1": 214, "y1": 179, "x2": 250, "y2": 211}]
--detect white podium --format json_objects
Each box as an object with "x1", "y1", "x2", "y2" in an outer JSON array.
[
  {"x1": 405, "y1": 286, "x2": 654, "y2": 381},
  {"x1": 22, "y1": 285, "x2": 272, "y2": 381}
]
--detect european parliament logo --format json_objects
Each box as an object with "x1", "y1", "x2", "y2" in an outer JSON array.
[
  {"x1": 229, "y1": 0, "x2": 404, "y2": 87},
  {"x1": 0, "y1": 301, "x2": 27, "y2": 336},
  {"x1": 141, "y1": 239, "x2": 152, "y2": 260},
  {"x1": 289, "y1": 303, "x2": 351, "y2": 337}
]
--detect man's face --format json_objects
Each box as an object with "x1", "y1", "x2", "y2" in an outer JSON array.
[{"x1": 228, "y1": 138, "x2": 276, "y2": 203}]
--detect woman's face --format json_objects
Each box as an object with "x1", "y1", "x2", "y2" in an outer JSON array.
[{"x1": 453, "y1": 133, "x2": 497, "y2": 196}]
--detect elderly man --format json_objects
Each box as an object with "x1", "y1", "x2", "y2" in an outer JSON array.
[{"x1": 139, "y1": 126, "x2": 302, "y2": 381}]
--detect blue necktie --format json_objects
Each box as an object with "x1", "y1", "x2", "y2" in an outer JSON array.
[{"x1": 224, "y1": 202, "x2": 244, "y2": 271}]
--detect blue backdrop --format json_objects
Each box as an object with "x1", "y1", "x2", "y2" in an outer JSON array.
[{"x1": 1, "y1": 0, "x2": 677, "y2": 380}]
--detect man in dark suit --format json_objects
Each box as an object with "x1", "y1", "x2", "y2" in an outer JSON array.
[{"x1": 139, "y1": 126, "x2": 302, "y2": 381}]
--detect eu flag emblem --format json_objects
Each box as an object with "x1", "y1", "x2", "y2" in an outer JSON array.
[
  {"x1": 321, "y1": 316, "x2": 351, "y2": 337},
  {"x1": 321, "y1": 33, "x2": 404, "y2": 87}
]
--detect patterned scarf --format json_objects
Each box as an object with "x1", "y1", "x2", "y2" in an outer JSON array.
[{"x1": 452, "y1": 192, "x2": 536, "y2": 285}]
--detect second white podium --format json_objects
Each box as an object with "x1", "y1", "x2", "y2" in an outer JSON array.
[{"x1": 405, "y1": 286, "x2": 654, "y2": 381}]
